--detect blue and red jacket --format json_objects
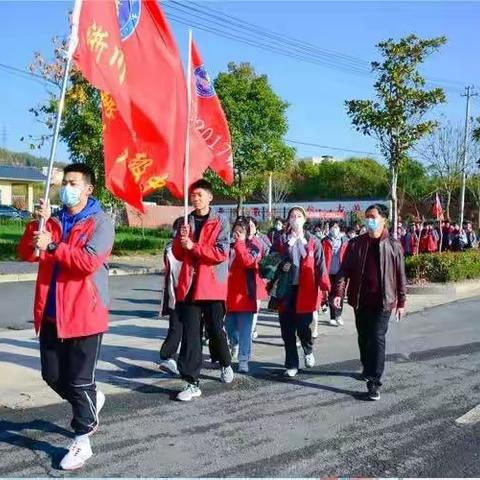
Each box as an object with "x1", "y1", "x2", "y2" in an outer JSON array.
[
  {"x1": 172, "y1": 211, "x2": 230, "y2": 302},
  {"x1": 18, "y1": 198, "x2": 114, "y2": 339}
]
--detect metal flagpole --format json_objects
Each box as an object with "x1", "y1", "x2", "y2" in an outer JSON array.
[
  {"x1": 36, "y1": 0, "x2": 82, "y2": 256},
  {"x1": 184, "y1": 29, "x2": 193, "y2": 225}
]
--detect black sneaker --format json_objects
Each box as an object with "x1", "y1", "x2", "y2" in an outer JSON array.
[{"x1": 367, "y1": 381, "x2": 381, "y2": 401}]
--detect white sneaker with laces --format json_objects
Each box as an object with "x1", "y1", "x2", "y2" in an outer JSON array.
[
  {"x1": 284, "y1": 368, "x2": 298, "y2": 377},
  {"x1": 159, "y1": 358, "x2": 179, "y2": 376},
  {"x1": 60, "y1": 437, "x2": 93, "y2": 470},
  {"x1": 336, "y1": 317, "x2": 344, "y2": 326},
  {"x1": 177, "y1": 383, "x2": 202, "y2": 402},
  {"x1": 305, "y1": 353, "x2": 315, "y2": 368},
  {"x1": 329, "y1": 319, "x2": 339, "y2": 327},
  {"x1": 221, "y1": 365, "x2": 234, "y2": 384}
]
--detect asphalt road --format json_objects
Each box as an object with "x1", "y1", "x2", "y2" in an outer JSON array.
[
  {"x1": 0, "y1": 274, "x2": 163, "y2": 330},
  {"x1": 1, "y1": 295, "x2": 479, "y2": 477}
]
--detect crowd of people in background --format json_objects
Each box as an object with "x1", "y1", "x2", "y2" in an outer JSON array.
[{"x1": 397, "y1": 220, "x2": 479, "y2": 255}]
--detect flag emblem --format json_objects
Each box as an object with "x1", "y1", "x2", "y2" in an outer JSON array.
[
  {"x1": 194, "y1": 65, "x2": 215, "y2": 98},
  {"x1": 117, "y1": 0, "x2": 141, "y2": 41}
]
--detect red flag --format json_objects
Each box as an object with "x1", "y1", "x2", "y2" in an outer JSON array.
[
  {"x1": 74, "y1": 0, "x2": 187, "y2": 210},
  {"x1": 190, "y1": 39, "x2": 234, "y2": 184},
  {"x1": 432, "y1": 193, "x2": 444, "y2": 220}
]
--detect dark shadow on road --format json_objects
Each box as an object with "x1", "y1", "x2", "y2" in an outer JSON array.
[
  {"x1": 109, "y1": 309, "x2": 158, "y2": 318},
  {"x1": 0, "y1": 419, "x2": 72, "y2": 471},
  {"x1": 114, "y1": 297, "x2": 160, "y2": 306},
  {"x1": 251, "y1": 339, "x2": 283, "y2": 348},
  {"x1": 108, "y1": 324, "x2": 168, "y2": 340}
]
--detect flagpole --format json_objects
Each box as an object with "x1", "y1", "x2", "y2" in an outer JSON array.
[
  {"x1": 36, "y1": 0, "x2": 82, "y2": 256},
  {"x1": 184, "y1": 29, "x2": 193, "y2": 225}
]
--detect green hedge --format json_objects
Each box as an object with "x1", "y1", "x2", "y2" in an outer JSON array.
[{"x1": 406, "y1": 250, "x2": 480, "y2": 283}]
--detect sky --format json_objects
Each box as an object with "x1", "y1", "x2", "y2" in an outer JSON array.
[{"x1": 0, "y1": 0, "x2": 479, "y2": 164}]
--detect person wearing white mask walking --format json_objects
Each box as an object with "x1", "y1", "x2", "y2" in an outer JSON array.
[
  {"x1": 322, "y1": 222, "x2": 349, "y2": 327},
  {"x1": 270, "y1": 207, "x2": 330, "y2": 377}
]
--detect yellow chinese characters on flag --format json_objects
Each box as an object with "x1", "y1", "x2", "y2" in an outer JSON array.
[{"x1": 101, "y1": 92, "x2": 169, "y2": 212}]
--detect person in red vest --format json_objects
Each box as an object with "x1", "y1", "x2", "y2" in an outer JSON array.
[
  {"x1": 418, "y1": 224, "x2": 438, "y2": 254},
  {"x1": 322, "y1": 221, "x2": 349, "y2": 327},
  {"x1": 18, "y1": 163, "x2": 114, "y2": 470},
  {"x1": 225, "y1": 218, "x2": 262, "y2": 373},
  {"x1": 271, "y1": 206, "x2": 330, "y2": 377},
  {"x1": 173, "y1": 179, "x2": 233, "y2": 401}
]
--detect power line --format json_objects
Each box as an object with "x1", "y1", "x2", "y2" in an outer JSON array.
[
  {"x1": 0, "y1": 62, "x2": 57, "y2": 87},
  {"x1": 286, "y1": 139, "x2": 378, "y2": 156}
]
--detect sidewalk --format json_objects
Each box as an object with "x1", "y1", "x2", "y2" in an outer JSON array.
[
  {"x1": 0, "y1": 255, "x2": 164, "y2": 283},
  {"x1": 1, "y1": 284, "x2": 480, "y2": 410}
]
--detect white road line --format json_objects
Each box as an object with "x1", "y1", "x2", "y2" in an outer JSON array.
[{"x1": 456, "y1": 404, "x2": 480, "y2": 425}]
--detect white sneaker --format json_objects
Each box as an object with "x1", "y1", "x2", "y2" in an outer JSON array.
[
  {"x1": 159, "y1": 358, "x2": 179, "y2": 376},
  {"x1": 329, "y1": 319, "x2": 338, "y2": 327},
  {"x1": 60, "y1": 437, "x2": 93, "y2": 470},
  {"x1": 221, "y1": 365, "x2": 234, "y2": 384},
  {"x1": 252, "y1": 329, "x2": 258, "y2": 340},
  {"x1": 177, "y1": 383, "x2": 202, "y2": 402},
  {"x1": 336, "y1": 317, "x2": 344, "y2": 326},
  {"x1": 305, "y1": 353, "x2": 315, "y2": 368},
  {"x1": 284, "y1": 368, "x2": 298, "y2": 377},
  {"x1": 230, "y1": 344, "x2": 239, "y2": 361},
  {"x1": 238, "y1": 361, "x2": 249, "y2": 373}
]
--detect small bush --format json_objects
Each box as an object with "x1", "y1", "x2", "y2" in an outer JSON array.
[{"x1": 406, "y1": 250, "x2": 480, "y2": 283}]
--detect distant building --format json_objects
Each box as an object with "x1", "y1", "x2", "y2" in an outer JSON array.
[
  {"x1": 296, "y1": 155, "x2": 338, "y2": 165},
  {"x1": 0, "y1": 165, "x2": 46, "y2": 211}
]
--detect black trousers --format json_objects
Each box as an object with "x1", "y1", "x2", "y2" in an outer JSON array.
[
  {"x1": 354, "y1": 307, "x2": 391, "y2": 386},
  {"x1": 278, "y1": 287, "x2": 314, "y2": 370},
  {"x1": 39, "y1": 322, "x2": 103, "y2": 435},
  {"x1": 160, "y1": 309, "x2": 182, "y2": 360},
  {"x1": 177, "y1": 301, "x2": 231, "y2": 384},
  {"x1": 328, "y1": 273, "x2": 343, "y2": 320}
]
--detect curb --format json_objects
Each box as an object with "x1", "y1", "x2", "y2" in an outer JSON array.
[
  {"x1": 407, "y1": 280, "x2": 480, "y2": 298},
  {"x1": 0, "y1": 266, "x2": 163, "y2": 284}
]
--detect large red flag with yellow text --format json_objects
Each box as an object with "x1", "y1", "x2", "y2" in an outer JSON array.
[
  {"x1": 74, "y1": 0, "x2": 187, "y2": 211},
  {"x1": 190, "y1": 39, "x2": 234, "y2": 185}
]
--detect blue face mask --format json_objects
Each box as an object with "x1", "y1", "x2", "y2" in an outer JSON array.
[
  {"x1": 365, "y1": 218, "x2": 380, "y2": 232},
  {"x1": 60, "y1": 185, "x2": 82, "y2": 208}
]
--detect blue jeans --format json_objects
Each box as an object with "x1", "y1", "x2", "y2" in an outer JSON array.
[{"x1": 225, "y1": 312, "x2": 254, "y2": 362}]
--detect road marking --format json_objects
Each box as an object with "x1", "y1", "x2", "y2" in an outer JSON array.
[{"x1": 456, "y1": 404, "x2": 480, "y2": 425}]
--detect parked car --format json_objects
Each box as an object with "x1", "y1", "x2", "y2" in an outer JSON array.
[
  {"x1": 17, "y1": 209, "x2": 32, "y2": 220},
  {"x1": 0, "y1": 205, "x2": 22, "y2": 219}
]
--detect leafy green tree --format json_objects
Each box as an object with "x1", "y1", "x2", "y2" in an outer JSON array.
[
  {"x1": 209, "y1": 62, "x2": 295, "y2": 213},
  {"x1": 346, "y1": 34, "x2": 446, "y2": 236}
]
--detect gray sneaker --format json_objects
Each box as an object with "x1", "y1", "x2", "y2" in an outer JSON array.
[
  {"x1": 177, "y1": 383, "x2": 202, "y2": 402},
  {"x1": 159, "y1": 358, "x2": 179, "y2": 376},
  {"x1": 238, "y1": 361, "x2": 249, "y2": 373},
  {"x1": 305, "y1": 353, "x2": 315, "y2": 368},
  {"x1": 221, "y1": 365, "x2": 234, "y2": 383}
]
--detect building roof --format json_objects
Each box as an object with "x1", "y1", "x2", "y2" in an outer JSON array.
[{"x1": 0, "y1": 165, "x2": 46, "y2": 182}]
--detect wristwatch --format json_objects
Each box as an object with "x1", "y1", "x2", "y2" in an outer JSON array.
[{"x1": 46, "y1": 242, "x2": 58, "y2": 253}]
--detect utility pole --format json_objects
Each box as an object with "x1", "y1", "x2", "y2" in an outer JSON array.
[{"x1": 459, "y1": 86, "x2": 478, "y2": 226}]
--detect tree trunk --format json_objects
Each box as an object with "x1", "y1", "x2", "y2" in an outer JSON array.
[
  {"x1": 236, "y1": 195, "x2": 244, "y2": 218},
  {"x1": 390, "y1": 165, "x2": 398, "y2": 239},
  {"x1": 446, "y1": 191, "x2": 452, "y2": 221}
]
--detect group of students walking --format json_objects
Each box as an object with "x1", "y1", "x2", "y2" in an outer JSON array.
[{"x1": 18, "y1": 163, "x2": 407, "y2": 470}]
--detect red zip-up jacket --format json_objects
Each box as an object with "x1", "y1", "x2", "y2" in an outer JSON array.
[
  {"x1": 226, "y1": 240, "x2": 262, "y2": 313},
  {"x1": 249, "y1": 235, "x2": 269, "y2": 301},
  {"x1": 17, "y1": 211, "x2": 114, "y2": 339},
  {"x1": 322, "y1": 236, "x2": 348, "y2": 274},
  {"x1": 173, "y1": 211, "x2": 229, "y2": 302}
]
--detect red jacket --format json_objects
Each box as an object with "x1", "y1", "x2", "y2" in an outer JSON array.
[
  {"x1": 321, "y1": 236, "x2": 348, "y2": 274},
  {"x1": 419, "y1": 232, "x2": 437, "y2": 253},
  {"x1": 226, "y1": 240, "x2": 262, "y2": 313},
  {"x1": 272, "y1": 232, "x2": 331, "y2": 314},
  {"x1": 173, "y1": 211, "x2": 229, "y2": 302},
  {"x1": 17, "y1": 212, "x2": 114, "y2": 339}
]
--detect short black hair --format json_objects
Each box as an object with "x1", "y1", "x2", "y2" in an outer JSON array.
[
  {"x1": 232, "y1": 217, "x2": 250, "y2": 237},
  {"x1": 189, "y1": 179, "x2": 213, "y2": 194},
  {"x1": 247, "y1": 216, "x2": 258, "y2": 227},
  {"x1": 64, "y1": 162, "x2": 96, "y2": 186},
  {"x1": 365, "y1": 203, "x2": 389, "y2": 219}
]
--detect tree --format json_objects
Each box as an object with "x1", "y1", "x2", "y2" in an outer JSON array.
[
  {"x1": 29, "y1": 38, "x2": 118, "y2": 204},
  {"x1": 467, "y1": 140, "x2": 480, "y2": 226},
  {"x1": 208, "y1": 62, "x2": 295, "y2": 213},
  {"x1": 258, "y1": 170, "x2": 293, "y2": 205},
  {"x1": 418, "y1": 121, "x2": 466, "y2": 220},
  {"x1": 345, "y1": 34, "x2": 446, "y2": 237}
]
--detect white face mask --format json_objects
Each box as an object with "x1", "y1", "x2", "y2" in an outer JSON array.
[{"x1": 290, "y1": 217, "x2": 305, "y2": 231}]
